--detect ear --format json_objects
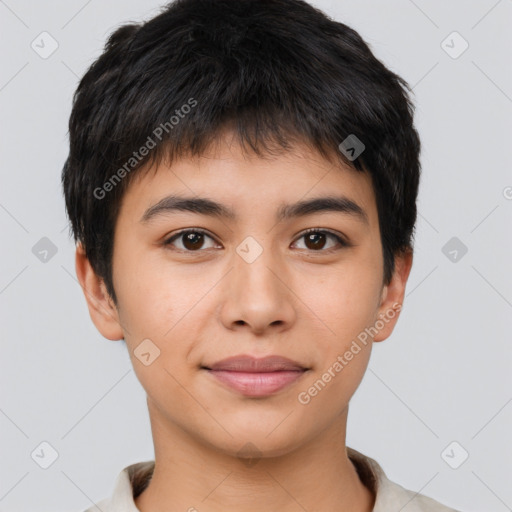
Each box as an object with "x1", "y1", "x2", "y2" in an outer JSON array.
[
  {"x1": 373, "y1": 248, "x2": 413, "y2": 343},
  {"x1": 75, "y1": 243, "x2": 124, "y2": 341}
]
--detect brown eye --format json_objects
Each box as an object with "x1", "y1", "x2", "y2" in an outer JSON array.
[
  {"x1": 293, "y1": 229, "x2": 348, "y2": 252},
  {"x1": 182, "y1": 232, "x2": 205, "y2": 250},
  {"x1": 304, "y1": 232, "x2": 328, "y2": 250},
  {"x1": 164, "y1": 229, "x2": 218, "y2": 251}
]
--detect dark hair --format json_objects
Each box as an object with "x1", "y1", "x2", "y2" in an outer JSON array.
[{"x1": 61, "y1": 0, "x2": 421, "y2": 307}]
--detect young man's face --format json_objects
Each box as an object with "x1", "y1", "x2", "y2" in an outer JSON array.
[{"x1": 77, "y1": 133, "x2": 411, "y2": 459}]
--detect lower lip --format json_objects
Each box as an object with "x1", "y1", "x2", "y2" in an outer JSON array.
[{"x1": 205, "y1": 369, "x2": 307, "y2": 397}]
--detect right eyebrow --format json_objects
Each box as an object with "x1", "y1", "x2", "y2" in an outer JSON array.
[{"x1": 140, "y1": 195, "x2": 236, "y2": 224}]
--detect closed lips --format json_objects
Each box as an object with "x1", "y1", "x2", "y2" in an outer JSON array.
[
  {"x1": 202, "y1": 355, "x2": 309, "y2": 397},
  {"x1": 203, "y1": 355, "x2": 308, "y2": 373}
]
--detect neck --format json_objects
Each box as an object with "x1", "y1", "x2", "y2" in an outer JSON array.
[{"x1": 135, "y1": 402, "x2": 374, "y2": 512}]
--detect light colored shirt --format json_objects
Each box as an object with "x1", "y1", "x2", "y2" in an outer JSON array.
[{"x1": 82, "y1": 447, "x2": 461, "y2": 511}]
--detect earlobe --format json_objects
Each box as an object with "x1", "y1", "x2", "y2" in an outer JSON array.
[
  {"x1": 75, "y1": 243, "x2": 124, "y2": 341},
  {"x1": 373, "y1": 249, "x2": 413, "y2": 343}
]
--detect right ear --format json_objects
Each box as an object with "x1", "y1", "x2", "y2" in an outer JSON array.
[{"x1": 75, "y1": 243, "x2": 124, "y2": 341}]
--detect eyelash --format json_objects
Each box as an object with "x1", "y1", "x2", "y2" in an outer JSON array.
[{"x1": 163, "y1": 228, "x2": 350, "y2": 253}]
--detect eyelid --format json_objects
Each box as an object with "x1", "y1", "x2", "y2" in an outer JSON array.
[
  {"x1": 164, "y1": 228, "x2": 219, "y2": 248},
  {"x1": 163, "y1": 227, "x2": 351, "y2": 251},
  {"x1": 294, "y1": 228, "x2": 351, "y2": 249}
]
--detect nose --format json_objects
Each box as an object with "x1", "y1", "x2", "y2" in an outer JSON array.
[{"x1": 218, "y1": 245, "x2": 297, "y2": 335}]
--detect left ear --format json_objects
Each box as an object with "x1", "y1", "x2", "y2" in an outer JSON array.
[{"x1": 373, "y1": 248, "x2": 413, "y2": 343}]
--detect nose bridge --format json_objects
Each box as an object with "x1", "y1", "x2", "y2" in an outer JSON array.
[
  {"x1": 234, "y1": 234, "x2": 282, "y2": 298},
  {"x1": 219, "y1": 234, "x2": 296, "y2": 332}
]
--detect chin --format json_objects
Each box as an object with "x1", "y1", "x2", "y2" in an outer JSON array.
[{"x1": 196, "y1": 415, "x2": 310, "y2": 461}]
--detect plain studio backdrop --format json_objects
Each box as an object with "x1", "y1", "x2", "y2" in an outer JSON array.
[{"x1": 1, "y1": 1, "x2": 511, "y2": 511}]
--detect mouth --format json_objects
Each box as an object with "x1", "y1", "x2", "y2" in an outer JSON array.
[{"x1": 201, "y1": 355, "x2": 310, "y2": 397}]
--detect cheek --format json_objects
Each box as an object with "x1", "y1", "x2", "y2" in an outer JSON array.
[
  {"x1": 114, "y1": 258, "x2": 207, "y2": 381},
  {"x1": 296, "y1": 333, "x2": 372, "y2": 422},
  {"x1": 295, "y1": 263, "x2": 379, "y2": 405},
  {"x1": 113, "y1": 248, "x2": 180, "y2": 335},
  {"x1": 300, "y1": 263, "x2": 381, "y2": 343}
]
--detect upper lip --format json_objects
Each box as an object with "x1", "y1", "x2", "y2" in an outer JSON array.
[{"x1": 203, "y1": 355, "x2": 307, "y2": 373}]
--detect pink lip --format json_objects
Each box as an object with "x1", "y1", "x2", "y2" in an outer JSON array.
[{"x1": 203, "y1": 355, "x2": 309, "y2": 397}]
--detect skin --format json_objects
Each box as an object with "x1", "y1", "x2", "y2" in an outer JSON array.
[{"x1": 76, "y1": 132, "x2": 413, "y2": 512}]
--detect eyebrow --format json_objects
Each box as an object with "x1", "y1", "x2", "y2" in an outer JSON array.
[{"x1": 140, "y1": 194, "x2": 369, "y2": 225}]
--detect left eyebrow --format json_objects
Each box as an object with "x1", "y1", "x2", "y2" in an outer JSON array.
[{"x1": 140, "y1": 194, "x2": 369, "y2": 226}]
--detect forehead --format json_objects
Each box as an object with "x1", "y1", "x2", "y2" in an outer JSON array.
[{"x1": 119, "y1": 136, "x2": 378, "y2": 228}]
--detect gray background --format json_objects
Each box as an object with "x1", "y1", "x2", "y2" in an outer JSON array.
[{"x1": 1, "y1": 0, "x2": 511, "y2": 511}]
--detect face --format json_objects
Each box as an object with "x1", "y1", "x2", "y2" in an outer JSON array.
[{"x1": 77, "y1": 134, "x2": 411, "y2": 459}]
